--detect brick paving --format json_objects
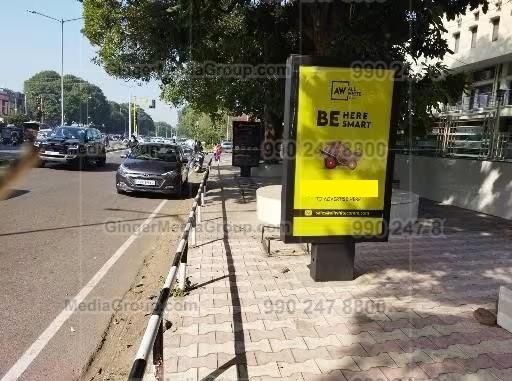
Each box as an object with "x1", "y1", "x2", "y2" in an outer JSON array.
[{"x1": 161, "y1": 156, "x2": 512, "y2": 381}]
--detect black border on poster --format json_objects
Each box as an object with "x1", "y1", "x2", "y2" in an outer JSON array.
[{"x1": 280, "y1": 55, "x2": 401, "y2": 244}]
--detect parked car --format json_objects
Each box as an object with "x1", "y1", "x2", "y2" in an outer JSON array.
[
  {"x1": 116, "y1": 143, "x2": 189, "y2": 195},
  {"x1": 221, "y1": 140, "x2": 233, "y2": 153},
  {"x1": 38, "y1": 126, "x2": 106, "y2": 168}
]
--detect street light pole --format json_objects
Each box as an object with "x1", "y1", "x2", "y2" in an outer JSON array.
[
  {"x1": 61, "y1": 19, "x2": 64, "y2": 126},
  {"x1": 27, "y1": 10, "x2": 82, "y2": 126}
]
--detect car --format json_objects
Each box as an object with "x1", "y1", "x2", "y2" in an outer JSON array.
[
  {"x1": 38, "y1": 126, "x2": 106, "y2": 168},
  {"x1": 221, "y1": 140, "x2": 233, "y2": 153},
  {"x1": 34, "y1": 129, "x2": 52, "y2": 147},
  {"x1": 116, "y1": 143, "x2": 189, "y2": 195}
]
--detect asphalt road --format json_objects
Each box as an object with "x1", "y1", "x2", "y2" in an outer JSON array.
[{"x1": 0, "y1": 151, "x2": 197, "y2": 380}]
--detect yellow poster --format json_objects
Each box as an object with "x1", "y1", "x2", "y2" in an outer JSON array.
[{"x1": 292, "y1": 66, "x2": 395, "y2": 237}]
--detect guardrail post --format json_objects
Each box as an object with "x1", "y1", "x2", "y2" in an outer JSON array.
[
  {"x1": 153, "y1": 319, "x2": 164, "y2": 381},
  {"x1": 177, "y1": 241, "x2": 188, "y2": 291},
  {"x1": 197, "y1": 200, "x2": 202, "y2": 224},
  {"x1": 191, "y1": 214, "x2": 197, "y2": 247}
]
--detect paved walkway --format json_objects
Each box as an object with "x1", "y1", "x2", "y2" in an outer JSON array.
[{"x1": 161, "y1": 156, "x2": 512, "y2": 381}]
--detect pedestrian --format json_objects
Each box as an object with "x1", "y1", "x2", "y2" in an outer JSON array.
[
  {"x1": 214, "y1": 143, "x2": 222, "y2": 163},
  {"x1": 128, "y1": 134, "x2": 138, "y2": 150},
  {"x1": 105, "y1": 134, "x2": 110, "y2": 148}
]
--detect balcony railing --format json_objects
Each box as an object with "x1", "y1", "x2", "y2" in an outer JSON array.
[{"x1": 441, "y1": 90, "x2": 511, "y2": 113}]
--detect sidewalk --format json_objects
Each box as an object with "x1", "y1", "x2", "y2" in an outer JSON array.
[{"x1": 162, "y1": 155, "x2": 512, "y2": 381}]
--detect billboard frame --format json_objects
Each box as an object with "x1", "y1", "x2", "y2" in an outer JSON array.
[{"x1": 280, "y1": 55, "x2": 402, "y2": 244}]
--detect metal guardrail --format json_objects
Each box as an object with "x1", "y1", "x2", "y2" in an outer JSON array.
[{"x1": 127, "y1": 157, "x2": 213, "y2": 381}]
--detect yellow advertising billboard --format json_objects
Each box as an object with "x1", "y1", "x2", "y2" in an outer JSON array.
[{"x1": 281, "y1": 58, "x2": 396, "y2": 241}]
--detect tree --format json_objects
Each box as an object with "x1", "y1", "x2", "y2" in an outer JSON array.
[
  {"x1": 155, "y1": 121, "x2": 174, "y2": 138},
  {"x1": 83, "y1": 0, "x2": 489, "y2": 138},
  {"x1": 107, "y1": 101, "x2": 129, "y2": 135},
  {"x1": 63, "y1": 74, "x2": 110, "y2": 125},
  {"x1": 24, "y1": 70, "x2": 111, "y2": 126},
  {"x1": 4, "y1": 113, "x2": 30, "y2": 126},
  {"x1": 24, "y1": 71, "x2": 61, "y2": 124},
  {"x1": 176, "y1": 106, "x2": 225, "y2": 145}
]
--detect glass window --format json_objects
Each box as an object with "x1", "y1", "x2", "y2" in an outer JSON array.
[
  {"x1": 492, "y1": 18, "x2": 500, "y2": 42},
  {"x1": 453, "y1": 33, "x2": 460, "y2": 53},
  {"x1": 129, "y1": 144, "x2": 178, "y2": 162},
  {"x1": 470, "y1": 26, "x2": 478, "y2": 48}
]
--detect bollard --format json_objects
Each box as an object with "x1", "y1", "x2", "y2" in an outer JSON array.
[
  {"x1": 177, "y1": 242, "x2": 188, "y2": 290},
  {"x1": 201, "y1": 186, "x2": 205, "y2": 205}
]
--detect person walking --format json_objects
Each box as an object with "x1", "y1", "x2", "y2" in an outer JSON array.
[{"x1": 214, "y1": 143, "x2": 222, "y2": 163}]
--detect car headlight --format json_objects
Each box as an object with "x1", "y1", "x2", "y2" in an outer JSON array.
[
  {"x1": 118, "y1": 164, "x2": 129, "y2": 176},
  {"x1": 161, "y1": 171, "x2": 177, "y2": 177}
]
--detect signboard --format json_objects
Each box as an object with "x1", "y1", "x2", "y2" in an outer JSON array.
[
  {"x1": 281, "y1": 56, "x2": 398, "y2": 243},
  {"x1": 232, "y1": 121, "x2": 262, "y2": 167}
]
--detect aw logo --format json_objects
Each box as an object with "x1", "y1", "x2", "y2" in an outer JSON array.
[{"x1": 330, "y1": 81, "x2": 362, "y2": 101}]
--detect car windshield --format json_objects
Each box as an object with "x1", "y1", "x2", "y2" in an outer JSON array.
[
  {"x1": 51, "y1": 127, "x2": 85, "y2": 141},
  {"x1": 129, "y1": 145, "x2": 178, "y2": 162}
]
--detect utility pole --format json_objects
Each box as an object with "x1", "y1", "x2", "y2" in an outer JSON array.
[
  {"x1": 28, "y1": 10, "x2": 83, "y2": 126},
  {"x1": 128, "y1": 92, "x2": 132, "y2": 138}
]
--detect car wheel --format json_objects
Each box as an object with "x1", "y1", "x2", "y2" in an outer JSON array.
[
  {"x1": 74, "y1": 157, "x2": 88, "y2": 170},
  {"x1": 97, "y1": 153, "x2": 106, "y2": 167}
]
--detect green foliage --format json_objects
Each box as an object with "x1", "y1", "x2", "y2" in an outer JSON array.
[
  {"x1": 155, "y1": 121, "x2": 174, "y2": 137},
  {"x1": 24, "y1": 71, "x2": 61, "y2": 124},
  {"x1": 23, "y1": 70, "x2": 156, "y2": 135},
  {"x1": 83, "y1": 0, "x2": 489, "y2": 137},
  {"x1": 177, "y1": 106, "x2": 225, "y2": 145},
  {"x1": 23, "y1": 70, "x2": 111, "y2": 126},
  {"x1": 4, "y1": 113, "x2": 30, "y2": 126}
]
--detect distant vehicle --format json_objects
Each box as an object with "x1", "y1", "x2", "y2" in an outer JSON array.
[
  {"x1": 221, "y1": 141, "x2": 233, "y2": 153},
  {"x1": 116, "y1": 143, "x2": 189, "y2": 196},
  {"x1": 22, "y1": 121, "x2": 49, "y2": 143},
  {"x1": 38, "y1": 126, "x2": 107, "y2": 168},
  {"x1": 34, "y1": 128, "x2": 54, "y2": 147}
]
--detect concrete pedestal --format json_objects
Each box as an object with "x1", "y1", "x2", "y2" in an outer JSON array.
[{"x1": 310, "y1": 240, "x2": 355, "y2": 281}]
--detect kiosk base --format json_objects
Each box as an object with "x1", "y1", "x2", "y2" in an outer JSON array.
[
  {"x1": 240, "y1": 166, "x2": 251, "y2": 177},
  {"x1": 310, "y1": 240, "x2": 355, "y2": 281}
]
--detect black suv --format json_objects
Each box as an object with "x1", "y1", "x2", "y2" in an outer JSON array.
[{"x1": 38, "y1": 126, "x2": 106, "y2": 168}]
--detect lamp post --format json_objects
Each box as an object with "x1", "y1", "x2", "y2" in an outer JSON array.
[
  {"x1": 27, "y1": 10, "x2": 83, "y2": 126},
  {"x1": 86, "y1": 96, "x2": 92, "y2": 126}
]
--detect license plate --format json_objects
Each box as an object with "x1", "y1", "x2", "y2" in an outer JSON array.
[
  {"x1": 135, "y1": 179, "x2": 156, "y2": 186},
  {"x1": 44, "y1": 151, "x2": 60, "y2": 155}
]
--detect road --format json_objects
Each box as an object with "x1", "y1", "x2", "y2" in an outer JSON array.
[{"x1": 0, "y1": 151, "x2": 197, "y2": 380}]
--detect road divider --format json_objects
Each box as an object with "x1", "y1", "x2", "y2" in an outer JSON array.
[{"x1": 127, "y1": 156, "x2": 213, "y2": 381}]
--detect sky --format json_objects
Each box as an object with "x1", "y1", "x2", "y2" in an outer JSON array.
[{"x1": 0, "y1": 0, "x2": 178, "y2": 125}]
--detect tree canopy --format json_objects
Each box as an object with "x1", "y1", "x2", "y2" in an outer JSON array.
[
  {"x1": 176, "y1": 106, "x2": 226, "y2": 145},
  {"x1": 83, "y1": 0, "x2": 489, "y2": 137},
  {"x1": 24, "y1": 70, "x2": 110, "y2": 126},
  {"x1": 23, "y1": 70, "x2": 159, "y2": 135}
]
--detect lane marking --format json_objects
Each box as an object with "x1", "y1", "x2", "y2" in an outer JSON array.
[{"x1": 1, "y1": 199, "x2": 168, "y2": 381}]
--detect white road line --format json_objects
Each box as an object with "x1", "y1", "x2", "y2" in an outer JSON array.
[{"x1": 1, "y1": 199, "x2": 168, "y2": 381}]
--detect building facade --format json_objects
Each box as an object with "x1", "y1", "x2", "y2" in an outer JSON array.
[
  {"x1": 428, "y1": 1, "x2": 512, "y2": 160},
  {"x1": 0, "y1": 88, "x2": 26, "y2": 123}
]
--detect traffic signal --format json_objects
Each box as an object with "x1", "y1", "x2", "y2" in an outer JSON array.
[{"x1": 149, "y1": 99, "x2": 156, "y2": 108}]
